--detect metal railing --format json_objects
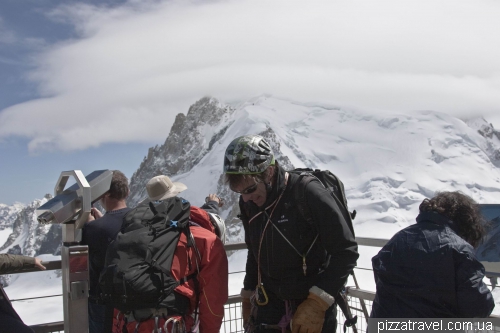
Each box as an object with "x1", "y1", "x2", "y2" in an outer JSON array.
[
  {"x1": 24, "y1": 291, "x2": 375, "y2": 333},
  {"x1": 3, "y1": 237, "x2": 499, "y2": 332},
  {"x1": 3, "y1": 240, "x2": 378, "y2": 333}
]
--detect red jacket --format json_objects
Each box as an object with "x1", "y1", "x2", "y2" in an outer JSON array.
[{"x1": 113, "y1": 207, "x2": 228, "y2": 333}]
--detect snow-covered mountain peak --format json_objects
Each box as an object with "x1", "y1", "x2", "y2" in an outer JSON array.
[
  {"x1": 0, "y1": 95, "x2": 498, "y2": 251},
  {"x1": 3, "y1": 95, "x2": 500, "y2": 321},
  {"x1": 129, "y1": 96, "x2": 500, "y2": 241},
  {"x1": 3, "y1": 95, "x2": 500, "y2": 246}
]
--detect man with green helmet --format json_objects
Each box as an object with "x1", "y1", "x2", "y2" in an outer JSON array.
[{"x1": 223, "y1": 135, "x2": 358, "y2": 333}]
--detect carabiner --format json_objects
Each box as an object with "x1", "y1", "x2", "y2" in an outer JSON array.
[
  {"x1": 153, "y1": 316, "x2": 163, "y2": 333},
  {"x1": 255, "y1": 284, "x2": 269, "y2": 306},
  {"x1": 164, "y1": 317, "x2": 176, "y2": 333}
]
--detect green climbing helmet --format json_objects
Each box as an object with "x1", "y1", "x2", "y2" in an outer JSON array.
[{"x1": 223, "y1": 135, "x2": 275, "y2": 174}]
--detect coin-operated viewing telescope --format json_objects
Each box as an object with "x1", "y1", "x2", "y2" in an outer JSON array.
[
  {"x1": 36, "y1": 170, "x2": 113, "y2": 333},
  {"x1": 37, "y1": 169, "x2": 113, "y2": 230}
]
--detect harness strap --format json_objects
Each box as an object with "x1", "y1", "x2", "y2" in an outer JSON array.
[
  {"x1": 277, "y1": 300, "x2": 293, "y2": 333},
  {"x1": 256, "y1": 173, "x2": 289, "y2": 304}
]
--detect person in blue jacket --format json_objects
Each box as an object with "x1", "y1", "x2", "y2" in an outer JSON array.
[{"x1": 371, "y1": 191, "x2": 495, "y2": 318}]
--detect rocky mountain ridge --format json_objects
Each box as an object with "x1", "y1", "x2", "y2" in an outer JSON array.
[
  {"x1": 1, "y1": 95, "x2": 500, "y2": 257},
  {"x1": 466, "y1": 117, "x2": 500, "y2": 167},
  {"x1": 127, "y1": 97, "x2": 295, "y2": 241},
  {"x1": 0, "y1": 202, "x2": 24, "y2": 229},
  {"x1": 0, "y1": 195, "x2": 60, "y2": 257},
  {"x1": 128, "y1": 97, "x2": 236, "y2": 206}
]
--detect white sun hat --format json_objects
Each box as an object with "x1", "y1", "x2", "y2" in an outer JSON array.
[{"x1": 146, "y1": 175, "x2": 188, "y2": 201}]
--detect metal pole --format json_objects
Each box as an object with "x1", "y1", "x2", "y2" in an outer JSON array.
[
  {"x1": 352, "y1": 272, "x2": 369, "y2": 322},
  {"x1": 62, "y1": 225, "x2": 89, "y2": 333}
]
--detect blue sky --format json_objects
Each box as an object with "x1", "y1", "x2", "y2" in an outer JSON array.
[
  {"x1": 0, "y1": 0, "x2": 151, "y2": 204},
  {"x1": 1, "y1": 0, "x2": 500, "y2": 205}
]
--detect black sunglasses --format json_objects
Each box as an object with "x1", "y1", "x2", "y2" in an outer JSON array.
[{"x1": 232, "y1": 181, "x2": 259, "y2": 195}]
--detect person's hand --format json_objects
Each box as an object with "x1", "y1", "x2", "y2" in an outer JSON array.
[
  {"x1": 291, "y1": 292, "x2": 329, "y2": 333},
  {"x1": 34, "y1": 257, "x2": 46, "y2": 270},
  {"x1": 206, "y1": 194, "x2": 224, "y2": 207},
  {"x1": 87, "y1": 207, "x2": 103, "y2": 222}
]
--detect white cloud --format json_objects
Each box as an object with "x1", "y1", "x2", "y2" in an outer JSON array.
[{"x1": 1, "y1": 0, "x2": 500, "y2": 152}]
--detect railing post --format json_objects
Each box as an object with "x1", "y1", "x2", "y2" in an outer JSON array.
[{"x1": 61, "y1": 236, "x2": 89, "y2": 333}]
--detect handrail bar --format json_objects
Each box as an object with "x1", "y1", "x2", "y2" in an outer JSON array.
[
  {"x1": 355, "y1": 237, "x2": 389, "y2": 247},
  {"x1": 345, "y1": 287, "x2": 376, "y2": 302},
  {"x1": 1, "y1": 238, "x2": 389, "y2": 276},
  {"x1": 6, "y1": 238, "x2": 500, "y2": 278},
  {"x1": 0, "y1": 260, "x2": 62, "y2": 274},
  {"x1": 30, "y1": 322, "x2": 64, "y2": 333}
]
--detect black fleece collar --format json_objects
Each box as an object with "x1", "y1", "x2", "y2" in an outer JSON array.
[{"x1": 416, "y1": 211, "x2": 460, "y2": 234}]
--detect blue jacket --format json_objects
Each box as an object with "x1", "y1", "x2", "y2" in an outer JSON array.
[{"x1": 371, "y1": 211, "x2": 494, "y2": 318}]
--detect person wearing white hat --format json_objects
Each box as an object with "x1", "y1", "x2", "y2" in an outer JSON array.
[{"x1": 113, "y1": 175, "x2": 228, "y2": 333}]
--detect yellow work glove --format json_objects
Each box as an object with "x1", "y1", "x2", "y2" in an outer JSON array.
[
  {"x1": 241, "y1": 288, "x2": 253, "y2": 327},
  {"x1": 291, "y1": 292, "x2": 330, "y2": 333}
]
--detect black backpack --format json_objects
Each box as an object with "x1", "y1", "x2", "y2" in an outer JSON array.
[
  {"x1": 99, "y1": 196, "x2": 197, "y2": 314},
  {"x1": 288, "y1": 168, "x2": 356, "y2": 234},
  {"x1": 288, "y1": 168, "x2": 358, "y2": 332}
]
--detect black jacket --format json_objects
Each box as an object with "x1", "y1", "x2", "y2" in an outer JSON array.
[
  {"x1": 371, "y1": 211, "x2": 495, "y2": 318},
  {"x1": 240, "y1": 165, "x2": 358, "y2": 300}
]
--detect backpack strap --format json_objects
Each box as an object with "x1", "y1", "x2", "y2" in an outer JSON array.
[
  {"x1": 290, "y1": 173, "x2": 330, "y2": 276},
  {"x1": 292, "y1": 172, "x2": 318, "y2": 228},
  {"x1": 146, "y1": 202, "x2": 200, "y2": 295}
]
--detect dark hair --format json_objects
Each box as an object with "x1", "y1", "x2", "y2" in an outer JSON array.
[
  {"x1": 224, "y1": 161, "x2": 278, "y2": 189},
  {"x1": 108, "y1": 170, "x2": 129, "y2": 200},
  {"x1": 419, "y1": 191, "x2": 485, "y2": 247}
]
